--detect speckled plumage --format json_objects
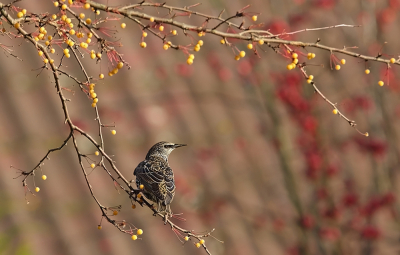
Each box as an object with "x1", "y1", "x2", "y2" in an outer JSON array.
[{"x1": 134, "y1": 141, "x2": 186, "y2": 214}]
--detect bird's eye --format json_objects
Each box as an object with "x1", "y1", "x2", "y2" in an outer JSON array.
[{"x1": 164, "y1": 144, "x2": 172, "y2": 148}]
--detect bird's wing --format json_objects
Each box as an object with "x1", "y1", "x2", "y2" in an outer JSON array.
[{"x1": 134, "y1": 159, "x2": 175, "y2": 204}]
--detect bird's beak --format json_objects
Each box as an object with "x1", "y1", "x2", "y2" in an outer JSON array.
[{"x1": 173, "y1": 144, "x2": 186, "y2": 148}]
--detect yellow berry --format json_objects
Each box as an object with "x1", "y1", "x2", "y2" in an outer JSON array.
[
  {"x1": 287, "y1": 63, "x2": 294, "y2": 70},
  {"x1": 52, "y1": 14, "x2": 57, "y2": 20},
  {"x1": 159, "y1": 25, "x2": 164, "y2": 31},
  {"x1": 97, "y1": 225, "x2": 102, "y2": 230},
  {"x1": 200, "y1": 239, "x2": 205, "y2": 245},
  {"x1": 239, "y1": 51, "x2": 246, "y2": 58},
  {"x1": 65, "y1": 53, "x2": 70, "y2": 58},
  {"x1": 235, "y1": 55, "x2": 240, "y2": 61},
  {"x1": 68, "y1": 0, "x2": 73, "y2": 5},
  {"x1": 50, "y1": 48, "x2": 55, "y2": 54},
  {"x1": 150, "y1": 17, "x2": 154, "y2": 22},
  {"x1": 108, "y1": 72, "x2": 113, "y2": 77},
  {"x1": 99, "y1": 73, "x2": 104, "y2": 79},
  {"x1": 292, "y1": 52, "x2": 298, "y2": 59},
  {"x1": 390, "y1": 58, "x2": 396, "y2": 63},
  {"x1": 195, "y1": 243, "x2": 201, "y2": 248},
  {"x1": 365, "y1": 69, "x2": 370, "y2": 74},
  {"x1": 340, "y1": 59, "x2": 346, "y2": 65},
  {"x1": 189, "y1": 54, "x2": 195, "y2": 60},
  {"x1": 247, "y1": 43, "x2": 253, "y2": 50},
  {"x1": 184, "y1": 236, "x2": 189, "y2": 241},
  {"x1": 65, "y1": 18, "x2": 71, "y2": 24},
  {"x1": 38, "y1": 33, "x2": 44, "y2": 40},
  {"x1": 91, "y1": 103, "x2": 96, "y2": 108},
  {"x1": 47, "y1": 35, "x2": 53, "y2": 40},
  {"x1": 22, "y1": 9, "x2": 27, "y2": 15},
  {"x1": 43, "y1": 59, "x2": 49, "y2": 64},
  {"x1": 112, "y1": 210, "x2": 118, "y2": 215},
  {"x1": 198, "y1": 40, "x2": 204, "y2": 46},
  {"x1": 61, "y1": 4, "x2": 67, "y2": 10},
  {"x1": 38, "y1": 51, "x2": 43, "y2": 56},
  {"x1": 187, "y1": 58, "x2": 193, "y2": 65},
  {"x1": 292, "y1": 58, "x2": 299, "y2": 64},
  {"x1": 139, "y1": 184, "x2": 144, "y2": 190},
  {"x1": 220, "y1": 39, "x2": 225, "y2": 44},
  {"x1": 95, "y1": 10, "x2": 100, "y2": 15},
  {"x1": 35, "y1": 187, "x2": 40, "y2": 192},
  {"x1": 137, "y1": 193, "x2": 142, "y2": 198},
  {"x1": 90, "y1": 163, "x2": 95, "y2": 168},
  {"x1": 332, "y1": 109, "x2": 338, "y2": 114},
  {"x1": 90, "y1": 53, "x2": 96, "y2": 59},
  {"x1": 79, "y1": 13, "x2": 85, "y2": 19},
  {"x1": 137, "y1": 229, "x2": 143, "y2": 235},
  {"x1": 132, "y1": 204, "x2": 136, "y2": 209},
  {"x1": 311, "y1": 53, "x2": 316, "y2": 58},
  {"x1": 61, "y1": 14, "x2": 67, "y2": 21},
  {"x1": 63, "y1": 48, "x2": 69, "y2": 55},
  {"x1": 111, "y1": 130, "x2": 116, "y2": 135},
  {"x1": 34, "y1": 37, "x2": 39, "y2": 41},
  {"x1": 96, "y1": 52, "x2": 102, "y2": 58},
  {"x1": 112, "y1": 68, "x2": 118, "y2": 74},
  {"x1": 194, "y1": 45, "x2": 200, "y2": 52},
  {"x1": 131, "y1": 235, "x2": 138, "y2": 240},
  {"x1": 172, "y1": 30, "x2": 177, "y2": 35},
  {"x1": 307, "y1": 79, "x2": 312, "y2": 84},
  {"x1": 252, "y1": 15, "x2": 257, "y2": 22},
  {"x1": 54, "y1": 1, "x2": 59, "y2": 7},
  {"x1": 365, "y1": 132, "x2": 369, "y2": 137},
  {"x1": 308, "y1": 75, "x2": 314, "y2": 80},
  {"x1": 93, "y1": 98, "x2": 98, "y2": 103},
  {"x1": 163, "y1": 44, "x2": 169, "y2": 50},
  {"x1": 258, "y1": 39, "x2": 264, "y2": 45},
  {"x1": 117, "y1": 62, "x2": 124, "y2": 69},
  {"x1": 140, "y1": 42, "x2": 147, "y2": 48},
  {"x1": 335, "y1": 65, "x2": 341, "y2": 70},
  {"x1": 17, "y1": 12, "x2": 23, "y2": 18},
  {"x1": 68, "y1": 40, "x2": 74, "y2": 47},
  {"x1": 91, "y1": 92, "x2": 97, "y2": 98},
  {"x1": 121, "y1": 23, "x2": 126, "y2": 29},
  {"x1": 49, "y1": 59, "x2": 54, "y2": 64},
  {"x1": 69, "y1": 29, "x2": 75, "y2": 35},
  {"x1": 42, "y1": 175, "x2": 47, "y2": 180},
  {"x1": 86, "y1": 18, "x2": 91, "y2": 25},
  {"x1": 86, "y1": 38, "x2": 91, "y2": 44},
  {"x1": 378, "y1": 80, "x2": 384, "y2": 86},
  {"x1": 142, "y1": 31, "x2": 147, "y2": 37},
  {"x1": 84, "y1": 3, "x2": 90, "y2": 9},
  {"x1": 14, "y1": 23, "x2": 20, "y2": 29}
]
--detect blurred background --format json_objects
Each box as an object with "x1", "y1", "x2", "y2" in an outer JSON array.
[{"x1": 1, "y1": 0, "x2": 400, "y2": 254}]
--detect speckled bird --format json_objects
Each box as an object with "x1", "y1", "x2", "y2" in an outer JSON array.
[{"x1": 134, "y1": 141, "x2": 186, "y2": 215}]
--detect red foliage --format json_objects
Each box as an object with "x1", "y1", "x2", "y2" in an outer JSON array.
[
  {"x1": 361, "y1": 225, "x2": 381, "y2": 240},
  {"x1": 342, "y1": 192, "x2": 359, "y2": 208},
  {"x1": 354, "y1": 137, "x2": 387, "y2": 158},
  {"x1": 300, "y1": 214, "x2": 315, "y2": 229},
  {"x1": 320, "y1": 227, "x2": 341, "y2": 241}
]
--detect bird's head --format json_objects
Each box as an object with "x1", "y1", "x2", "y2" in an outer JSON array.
[{"x1": 145, "y1": 141, "x2": 186, "y2": 161}]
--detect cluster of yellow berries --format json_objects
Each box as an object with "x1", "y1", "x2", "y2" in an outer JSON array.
[
  {"x1": 198, "y1": 31, "x2": 206, "y2": 37},
  {"x1": 335, "y1": 59, "x2": 346, "y2": 71},
  {"x1": 108, "y1": 61, "x2": 124, "y2": 77},
  {"x1": 306, "y1": 75, "x2": 314, "y2": 84},
  {"x1": 287, "y1": 52, "x2": 299, "y2": 70},
  {"x1": 195, "y1": 239, "x2": 205, "y2": 248},
  {"x1": 89, "y1": 83, "x2": 98, "y2": 107},
  {"x1": 63, "y1": 48, "x2": 71, "y2": 58},
  {"x1": 194, "y1": 40, "x2": 203, "y2": 52},
  {"x1": 131, "y1": 229, "x2": 143, "y2": 241},
  {"x1": 235, "y1": 51, "x2": 246, "y2": 61},
  {"x1": 187, "y1": 54, "x2": 195, "y2": 65},
  {"x1": 163, "y1": 41, "x2": 172, "y2": 50},
  {"x1": 16, "y1": 9, "x2": 27, "y2": 18},
  {"x1": 307, "y1": 52, "x2": 316, "y2": 60}
]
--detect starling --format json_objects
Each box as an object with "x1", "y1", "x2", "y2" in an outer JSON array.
[{"x1": 134, "y1": 141, "x2": 186, "y2": 215}]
